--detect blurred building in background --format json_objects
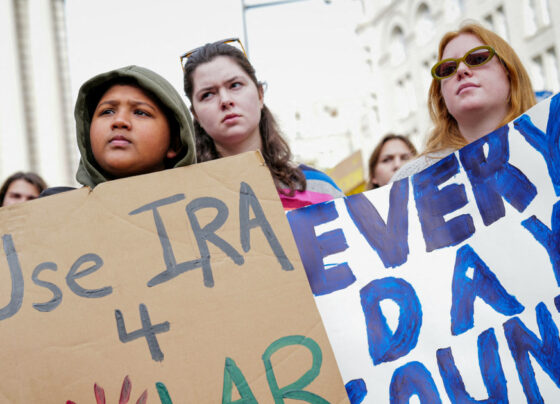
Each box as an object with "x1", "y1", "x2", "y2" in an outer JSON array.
[
  {"x1": 286, "y1": 93, "x2": 368, "y2": 171},
  {"x1": 0, "y1": 0, "x2": 75, "y2": 186},
  {"x1": 1, "y1": 0, "x2": 559, "y2": 189},
  {"x1": 247, "y1": 0, "x2": 372, "y2": 173},
  {"x1": 275, "y1": 0, "x2": 560, "y2": 182},
  {"x1": 355, "y1": 0, "x2": 560, "y2": 151}
]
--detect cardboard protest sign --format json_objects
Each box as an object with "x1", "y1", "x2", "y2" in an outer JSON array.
[
  {"x1": 0, "y1": 151, "x2": 349, "y2": 403},
  {"x1": 287, "y1": 94, "x2": 560, "y2": 403}
]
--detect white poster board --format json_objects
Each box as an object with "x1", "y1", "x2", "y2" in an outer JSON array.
[{"x1": 288, "y1": 94, "x2": 560, "y2": 403}]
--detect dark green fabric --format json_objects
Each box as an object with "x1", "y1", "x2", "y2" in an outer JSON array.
[{"x1": 74, "y1": 65, "x2": 195, "y2": 188}]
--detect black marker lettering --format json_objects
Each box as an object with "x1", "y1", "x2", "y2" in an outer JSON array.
[
  {"x1": 239, "y1": 182, "x2": 293, "y2": 271},
  {"x1": 66, "y1": 253, "x2": 112, "y2": 298},
  {"x1": 0, "y1": 234, "x2": 24, "y2": 321},
  {"x1": 32, "y1": 261, "x2": 62, "y2": 312},
  {"x1": 115, "y1": 303, "x2": 170, "y2": 362}
]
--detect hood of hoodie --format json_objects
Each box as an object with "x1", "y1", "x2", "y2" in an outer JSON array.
[{"x1": 74, "y1": 65, "x2": 196, "y2": 188}]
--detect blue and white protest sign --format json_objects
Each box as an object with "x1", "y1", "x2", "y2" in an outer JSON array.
[{"x1": 288, "y1": 93, "x2": 560, "y2": 403}]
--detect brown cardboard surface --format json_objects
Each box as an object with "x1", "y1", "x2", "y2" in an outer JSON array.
[{"x1": 0, "y1": 152, "x2": 348, "y2": 403}]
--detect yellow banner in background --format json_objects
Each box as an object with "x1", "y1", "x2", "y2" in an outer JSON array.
[{"x1": 326, "y1": 150, "x2": 366, "y2": 196}]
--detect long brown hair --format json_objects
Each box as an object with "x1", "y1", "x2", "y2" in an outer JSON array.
[
  {"x1": 367, "y1": 134, "x2": 417, "y2": 190},
  {"x1": 183, "y1": 42, "x2": 306, "y2": 195},
  {"x1": 425, "y1": 22, "x2": 536, "y2": 155},
  {"x1": 0, "y1": 171, "x2": 47, "y2": 206}
]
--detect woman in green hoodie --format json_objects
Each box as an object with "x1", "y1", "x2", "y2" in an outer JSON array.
[{"x1": 43, "y1": 65, "x2": 196, "y2": 195}]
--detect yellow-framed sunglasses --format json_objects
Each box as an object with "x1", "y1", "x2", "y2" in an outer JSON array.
[
  {"x1": 431, "y1": 45, "x2": 497, "y2": 80},
  {"x1": 180, "y1": 38, "x2": 247, "y2": 73}
]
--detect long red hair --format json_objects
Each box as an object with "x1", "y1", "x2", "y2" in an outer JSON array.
[{"x1": 424, "y1": 22, "x2": 536, "y2": 155}]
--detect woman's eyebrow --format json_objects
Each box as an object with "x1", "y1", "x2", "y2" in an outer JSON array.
[
  {"x1": 225, "y1": 75, "x2": 243, "y2": 83},
  {"x1": 128, "y1": 100, "x2": 157, "y2": 111},
  {"x1": 197, "y1": 75, "x2": 244, "y2": 93},
  {"x1": 96, "y1": 100, "x2": 118, "y2": 108},
  {"x1": 196, "y1": 84, "x2": 215, "y2": 94},
  {"x1": 96, "y1": 99, "x2": 156, "y2": 112}
]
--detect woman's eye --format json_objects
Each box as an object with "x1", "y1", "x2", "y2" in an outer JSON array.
[
  {"x1": 134, "y1": 109, "x2": 150, "y2": 117},
  {"x1": 200, "y1": 92, "x2": 213, "y2": 100},
  {"x1": 437, "y1": 61, "x2": 457, "y2": 77},
  {"x1": 99, "y1": 108, "x2": 114, "y2": 116},
  {"x1": 231, "y1": 82, "x2": 242, "y2": 89}
]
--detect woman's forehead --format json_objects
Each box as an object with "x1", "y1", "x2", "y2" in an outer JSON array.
[
  {"x1": 193, "y1": 56, "x2": 248, "y2": 85},
  {"x1": 442, "y1": 33, "x2": 484, "y2": 58},
  {"x1": 380, "y1": 139, "x2": 411, "y2": 155}
]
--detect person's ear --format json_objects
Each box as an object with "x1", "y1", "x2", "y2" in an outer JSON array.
[{"x1": 166, "y1": 130, "x2": 181, "y2": 160}]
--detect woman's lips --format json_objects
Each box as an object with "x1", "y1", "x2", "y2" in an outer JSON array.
[
  {"x1": 457, "y1": 83, "x2": 478, "y2": 95},
  {"x1": 109, "y1": 135, "x2": 131, "y2": 146},
  {"x1": 223, "y1": 114, "x2": 240, "y2": 124}
]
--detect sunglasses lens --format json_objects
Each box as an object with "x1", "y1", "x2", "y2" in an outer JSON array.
[
  {"x1": 465, "y1": 48, "x2": 492, "y2": 66},
  {"x1": 435, "y1": 61, "x2": 458, "y2": 78}
]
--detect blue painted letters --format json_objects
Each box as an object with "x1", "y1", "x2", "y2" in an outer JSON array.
[
  {"x1": 345, "y1": 379, "x2": 367, "y2": 404},
  {"x1": 360, "y1": 277, "x2": 422, "y2": 365},
  {"x1": 413, "y1": 154, "x2": 475, "y2": 252},
  {"x1": 459, "y1": 126, "x2": 536, "y2": 226},
  {"x1": 503, "y1": 302, "x2": 560, "y2": 403},
  {"x1": 522, "y1": 200, "x2": 560, "y2": 286},
  {"x1": 437, "y1": 328, "x2": 507, "y2": 403},
  {"x1": 514, "y1": 93, "x2": 560, "y2": 196},
  {"x1": 344, "y1": 179, "x2": 410, "y2": 268},
  {"x1": 287, "y1": 202, "x2": 355, "y2": 296},
  {"x1": 389, "y1": 361, "x2": 442, "y2": 404},
  {"x1": 451, "y1": 245, "x2": 524, "y2": 336}
]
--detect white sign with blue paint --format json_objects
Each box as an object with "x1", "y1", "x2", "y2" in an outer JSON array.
[{"x1": 287, "y1": 94, "x2": 560, "y2": 403}]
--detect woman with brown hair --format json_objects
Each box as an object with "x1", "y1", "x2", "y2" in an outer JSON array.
[
  {"x1": 392, "y1": 22, "x2": 536, "y2": 181},
  {"x1": 182, "y1": 38, "x2": 344, "y2": 210},
  {"x1": 0, "y1": 171, "x2": 47, "y2": 207},
  {"x1": 367, "y1": 134, "x2": 417, "y2": 189}
]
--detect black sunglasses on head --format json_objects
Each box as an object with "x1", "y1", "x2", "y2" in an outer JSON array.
[{"x1": 180, "y1": 38, "x2": 247, "y2": 72}]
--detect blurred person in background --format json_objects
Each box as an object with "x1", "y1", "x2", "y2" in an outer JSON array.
[
  {"x1": 0, "y1": 171, "x2": 47, "y2": 207},
  {"x1": 182, "y1": 38, "x2": 344, "y2": 211},
  {"x1": 367, "y1": 134, "x2": 417, "y2": 189},
  {"x1": 392, "y1": 22, "x2": 536, "y2": 181}
]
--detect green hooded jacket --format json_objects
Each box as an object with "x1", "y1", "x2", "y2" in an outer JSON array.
[{"x1": 74, "y1": 65, "x2": 196, "y2": 188}]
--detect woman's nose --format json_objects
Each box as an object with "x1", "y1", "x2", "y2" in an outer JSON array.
[
  {"x1": 111, "y1": 112, "x2": 131, "y2": 129},
  {"x1": 456, "y1": 61, "x2": 472, "y2": 78},
  {"x1": 393, "y1": 157, "x2": 404, "y2": 171},
  {"x1": 219, "y1": 89, "x2": 233, "y2": 108}
]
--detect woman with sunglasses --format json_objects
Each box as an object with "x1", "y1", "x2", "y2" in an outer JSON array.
[
  {"x1": 392, "y1": 22, "x2": 536, "y2": 181},
  {"x1": 182, "y1": 39, "x2": 344, "y2": 210}
]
